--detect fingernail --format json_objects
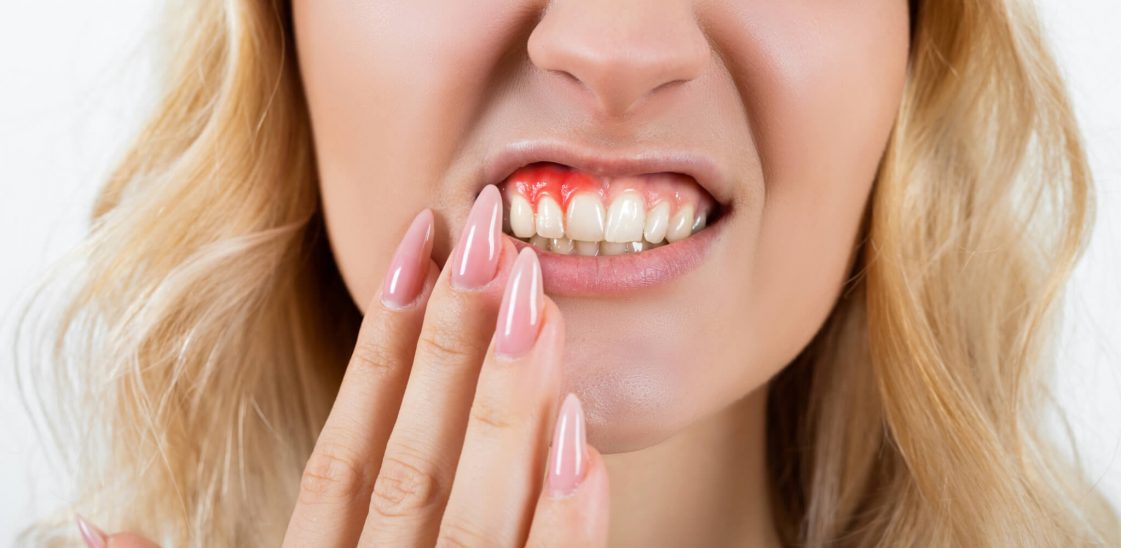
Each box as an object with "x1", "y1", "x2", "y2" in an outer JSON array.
[
  {"x1": 495, "y1": 247, "x2": 543, "y2": 358},
  {"x1": 451, "y1": 185, "x2": 503, "y2": 289},
  {"x1": 74, "y1": 514, "x2": 107, "y2": 548},
  {"x1": 379, "y1": 209, "x2": 435, "y2": 309},
  {"x1": 546, "y1": 393, "x2": 587, "y2": 497}
]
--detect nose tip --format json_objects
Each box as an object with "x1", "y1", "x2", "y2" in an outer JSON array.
[{"x1": 527, "y1": 1, "x2": 710, "y2": 117}]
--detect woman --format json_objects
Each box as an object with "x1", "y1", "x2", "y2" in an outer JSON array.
[{"x1": 17, "y1": 0, "x2": 1119, "y2": 545}]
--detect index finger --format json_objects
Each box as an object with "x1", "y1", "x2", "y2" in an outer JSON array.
[{"x1": 283, "y1": 209, "x2": 437, "y2": 548}]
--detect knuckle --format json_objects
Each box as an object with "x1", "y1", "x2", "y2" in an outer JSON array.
[
  {"x1": 468, "y1": 394, "x2": 520, "y2": 433},
  {"x1": 349, "y1": 337, "x2": 402, "y2": 379},
  {"x1": 436, "y1": 520, "x2": 499, "y2": 548},
  {"x1": 417, "y1": 329, "x2": 483, "y2": 367},
  {"x1": 298, "y1": 445, "x2": 372, "y2": 505},
  {"x1": 370, "y1": 452, "x2": 442, "y2": 518}
]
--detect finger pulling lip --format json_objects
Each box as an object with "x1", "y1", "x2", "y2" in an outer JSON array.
[{"x1": 508, "y1": 214, "x2": 724, "y2": 297}]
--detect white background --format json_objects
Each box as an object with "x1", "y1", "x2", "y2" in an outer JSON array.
[{"x1": 1, "y1": 1, "x2": 1118, "y2": 542}]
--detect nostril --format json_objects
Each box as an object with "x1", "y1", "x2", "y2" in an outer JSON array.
[{"x1": 526, "y1": 1, "x2": 710, "y2": 118}]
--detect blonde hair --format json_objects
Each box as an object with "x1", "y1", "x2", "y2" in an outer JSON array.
[{"x1": 16, "y1": 0, "x2": 1119, "y2": 545}]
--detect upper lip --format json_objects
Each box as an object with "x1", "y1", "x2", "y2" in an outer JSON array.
[{"x1": 479, "y1": 139, "x2": 732, "y2": 205}]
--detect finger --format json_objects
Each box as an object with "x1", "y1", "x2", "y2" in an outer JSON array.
[
  {"x1": 284, "y1": 209, "x2": 437, "y2": 548},
  {"x1": 359, "y1": 185, "x2": 516, "y2": 547},
  {"x1": 436, "y1": 248, "x2": 565, "y2": 547},
  {"x1": 525, "y1": 395, "x2": 610, "y2": 548}
]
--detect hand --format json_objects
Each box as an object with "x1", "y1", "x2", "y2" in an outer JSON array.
[
  {"x1": 74, "y1": 186, "x2": 609, "y2": 547},
  {"x1": 284, "y1": 186, "x2": 609, "y2": 547}
]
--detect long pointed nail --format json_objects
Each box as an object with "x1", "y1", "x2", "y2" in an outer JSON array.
[
  {"x1": 75, "y1": 514, "x2": 107, "y2": 548},
  {"x1": 379, "y1": 209, "x2": 435, "y2": 308},
  {"x1": 546, "y1": 393, "x2": 587, "y2": 497},
  {"x1": 494, "y1": 247, "x2": 544, "y2": 358},
  {"x1": 451, "y1": 185, "x2": 503, "y2": 289}
]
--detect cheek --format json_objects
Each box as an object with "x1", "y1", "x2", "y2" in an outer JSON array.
[
  {"x1": 708, "y1": 0, "x2": 910, "y2": 368},
  {"x1": 292, "y1": 0, "x2": 522, "y2": 307}
]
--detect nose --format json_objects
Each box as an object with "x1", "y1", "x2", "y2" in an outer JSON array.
[{"x1": 527, "y1": 0, "x2": 710, "y2": 117}]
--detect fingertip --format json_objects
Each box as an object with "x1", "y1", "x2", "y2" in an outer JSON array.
[
  {"x1": 536, "y1": 297, "x2": 566, "y2": 347},
  {"x1": 378, "y1": 208, "x2": 438, "y2": 309},
  {"x1": 75, "y1": 514, "x2": 107, "y2": 548},
  {"x1": 581, "y1": 444, "x2": 611, "y2": 504},
  {"x1": 527, "y1": 438, "x2": 611, "y2": 547},
  {"x1": 497, "y1": 235, "x2": 523, "y2": 275}
]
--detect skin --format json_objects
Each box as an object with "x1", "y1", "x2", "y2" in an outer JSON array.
[{"x1": 87, "y1": 0, "x2": 910, "y2": 546}]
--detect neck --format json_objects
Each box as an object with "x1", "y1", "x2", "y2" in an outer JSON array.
[{"x1": 602, "y1": 388, "x2": 779, "y2": 547}]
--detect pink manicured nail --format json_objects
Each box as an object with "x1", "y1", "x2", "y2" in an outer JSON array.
[
  {"x1": 451, "y1": 185, "x2": 503, "y2": 289},
  {"x1": 495, "y1": 247, "x2": 543, "y2": 358},
  {"x1": 379, "y1": 209, "x2": 435, "y2": 309},
  {"x1": 546, "y1": 393, "x2": 587, "y2": 497},
  {"x1": 75, "y1": 514, "x2": 107, "y2": 548}
]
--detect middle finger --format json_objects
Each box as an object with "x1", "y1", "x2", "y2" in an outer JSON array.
[
  {"x1": 436, "y1": 247, "x2": 565, "y2": 547},
  {"x1": 359, "y1": 185, "x2": 515, "y2": 546}
]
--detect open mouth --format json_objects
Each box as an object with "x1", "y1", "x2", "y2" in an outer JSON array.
[{"x1": 496, "y1": 162, "x2": 723, "y2": 256}]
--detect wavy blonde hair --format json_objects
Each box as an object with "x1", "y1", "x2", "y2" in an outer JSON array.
[{"x1": 16, "y1": 0, "x2": 1119, "y2": 545}]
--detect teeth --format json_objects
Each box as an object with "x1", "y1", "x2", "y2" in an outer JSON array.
[
  {"x1": 574, "y1": 240, "x2": 600, "y2": 256},
  {"x1": 692, "y1": 210, "x2": 707, "y2": 232},
  {"x1": 666, "y1": 204, "x2": 695, "y2": 243},
  {"x1": 549, "y1": 237, "x2": 574, "y2": 255},
  {"x1": 643, "y1": 202, "x2": 670, "y2": 244},
  {"x1": 509, "y1": 195, "x2": 535, "y2": 239},
  {"x1": 536, "y1": 196, "x2": 565, "y2": 238},
  {"x1": 507, "y1": 189, "x2": 714, "y2": 254},
  {"x1": 604, "y1": 191, "x2": 646, "y2": 243},
  {"x1": 565, "y1": 193, "x2": 606, "y2": 241},
  {"x1": 530, "y1": 235, "x2": 550, "y2": 251},
  {"x1": 600, "y1": 241, "x2": 627, "y2": 256}
]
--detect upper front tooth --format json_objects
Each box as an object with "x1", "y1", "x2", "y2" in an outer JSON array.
[
  {"x1": 566, "y1": 193, "x2": 605, "y2": 242},
  {"x1": 604, "y1": 191, "x2": 646, "y2": 243},
  {"x1": 644, "y1": 202, "x2": 670, "y2": 244},
  {"x1": 509, "y1": 194, "x2": 535, "y2": 239},
  {"x1": 666, "y1": 204, "x2": 695, "y2": 242},
  {"x1": 536, "y1": 196, "x2": 565, "y2": 238}
]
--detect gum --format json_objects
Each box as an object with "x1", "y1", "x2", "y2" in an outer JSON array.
[{"x1": 499, "y1": 162, "x2": 715, "y2": 215}]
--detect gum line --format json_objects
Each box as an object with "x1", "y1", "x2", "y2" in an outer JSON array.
[{"x1": 499, "y1": 162, "x2": 715, "y2": 215}]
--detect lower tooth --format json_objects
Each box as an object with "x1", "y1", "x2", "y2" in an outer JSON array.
[
  {"x1": 530, "y1": 235, "x2": 550, "y2": 251},
  {"x1": 531, "y1": 237, "x2": 657, "y2": 256},
  {"x1": 600, "y1": 242, "x2": 627, "y2": 256},
  {"x1": 550, "y1": 238, "x2": 574, "y2": 255},
  {"x1": 574, "y1": 240, "x2": 599, "y2": 256}
]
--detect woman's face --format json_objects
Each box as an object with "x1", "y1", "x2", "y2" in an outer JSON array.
[{"x1": 293, "y1": 0, "x2": 909, "y2": 452}]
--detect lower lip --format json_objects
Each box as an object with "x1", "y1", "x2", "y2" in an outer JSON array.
[{"x1": 508, "y1": 216, "x2": 724, "y2": 296}]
